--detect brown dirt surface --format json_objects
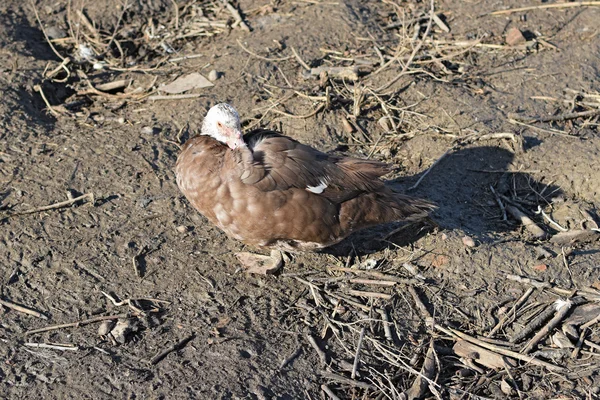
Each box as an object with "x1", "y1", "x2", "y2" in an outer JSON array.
[{"x1": 1, "y1": 0, "x2": 599, "y2": 399}]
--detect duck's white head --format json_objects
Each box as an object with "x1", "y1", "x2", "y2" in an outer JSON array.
[{"x1": 201, "y1": 103, "x2": 244, "y2": 149}]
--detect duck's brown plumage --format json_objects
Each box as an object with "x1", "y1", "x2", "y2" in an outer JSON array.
[{"x1": 175, "y1": 129, "x2": 434, "y2": 251}]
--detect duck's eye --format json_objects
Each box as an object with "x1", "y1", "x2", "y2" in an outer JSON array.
[{"x1": 217, "y1": 121, "x2": 224, "y2": 129}]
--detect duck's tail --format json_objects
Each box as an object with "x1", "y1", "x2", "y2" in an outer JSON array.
[{"x1": 339, "y1": 189, "x2": 436, "y2": 234}]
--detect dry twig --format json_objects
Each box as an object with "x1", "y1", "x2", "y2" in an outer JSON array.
[
  {"x1": 150, "y1": 334, "x2": 195, "y2": 365},
  {"x1": 26, "y1": 314, "x2": 129, "y2": 335},
  {"x1": 0, "y1": 298, "x2": 48, "y2": 319},
  {"x1": 6, "y1": 193, "x2": 94, "y2": 217},
  {"x1": 490, "y1": 2, "x2": 600, "y2": 16},
  {"x1": 24, "y1": 343, "x2": 79, "y2": 351}
]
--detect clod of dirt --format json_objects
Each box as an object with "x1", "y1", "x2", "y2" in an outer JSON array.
[
  {"x1": 97, "y1": 320, "x2": 116, "y2": 337},
  {"x1": 505, "y1": 27, "x2": 526, "y2": 46},
  {"x1": 176, "y1": 225, "x2": 190, "y2": 233},
  {"x1": 236, "y1": 250, "x2": 283, "y2": 275},
  {"x1": 431, "y1": 254, "x2": 448, "y2": 268},
  {"x1": 109, "y1": 319, "x2": 137, "y2": 344},
  {"x1": 160, "y1": 73, "x2": 214, "y2": 94}
]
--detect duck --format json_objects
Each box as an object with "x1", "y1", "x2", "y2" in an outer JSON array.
[{"x1": 175, "y1": 103, "x2": 435, "y2": 273}]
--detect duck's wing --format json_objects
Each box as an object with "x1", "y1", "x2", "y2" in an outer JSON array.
[{"x1": 235, "y1": 129, "x2": 391, "y2": 202}]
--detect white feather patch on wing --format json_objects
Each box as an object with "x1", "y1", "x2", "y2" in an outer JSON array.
[{"x1": 306, "y1": 178, "x2": 329, "y2": 194}]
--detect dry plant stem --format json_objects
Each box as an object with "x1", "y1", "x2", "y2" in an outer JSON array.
[
  {"x1": 581, "y1": 313, "x2": 600, "y2": 330},
  {"x1": 375, "y1": 0, "x2": 434, "y2": 92},
  {"x1": 30, "y1": 0, "x2": 66, "y2": 61},
  {"x1": 489, "y1": 185, "x2": 508, "y2": 221},
  {"x1": 170, "y1": 0, "x2": 179, "y2": 30},
  {"x1": 351, "y1": 328, "x2": 366, "y2": 379},
  {"x1": 348, "y1": 289, "x2": 392, "y2": 300},
  {"x1": 510, "y1": 303, "x2": 556, "y2": 343},
  {"x1": 0, "y1": 298, "x2": 48, "y2": 320},
  {"x1": 584, "y1": 339, "x2": 600, "y2": 352},
  {"x1": 306, "y1": 333, "x2": 328, "y2": 365},
  {"x1": 406, "y1": 340, "x2": 436, "y2": 400},
  {"x1": 291, "y1": 46, "x2": 311, "y2": 70},
  {"x1": 222, "y1": 0, "x2": 250, "y2": 31},
  {"x1": 508, "y1": 118, "x2": 574, "y2": 138},
  {"x1": 321, "y1": 384, "x2": 341, "y2": 400},
  {"x1": 150, "y1": 334, "x2": 195, "y2": 365},
  {"x1": 26, "y1": 313, "x2": 129, "y2": 335},
  {"x1": 33, "y1": 85, "x2": 62, "y2": 117},
  {"x1": 237, "y1": 39, "x2": 292, "y2": 61},
  {"x1": 269, "y1": 103, "x2": 325, "y2": 119},
  {"x1": 487, "y1": 287, "x2": 534, "y2": 337},
  {"x1": 536, "y1": 206, "x2": 568, "y2": 232},
  {"x1": 490, "y1": 2, "x2": 600, "y2": 15},
  {"x1": 431, "y1": 13, "x2": 449, "y2": 32},
  {"x1": 435, "y1": 325, "x2": 565, "y2": 372},
  {"x1": 169, "y1": 54, "x2": 204, "y2": 62},
  {"x1": 328, "y1": 266, "x2": 415, "y2": 284},
  {"x1": 9, "y1": 193, "x2": 94, "y2": 217},
  {"x1": 148, "y1": 93, "x2": 204, "y2": 101},
  {"x1": 105, "y1": 0, "x2": 128, "y2": 51},
  {"x1": 408, "y1": 148, "x2": 452, "y2": 191},
  {"x1": 349, "y1": 279, "x2": 396, "y2": 286},
  {"x1": 505, "y1": 274, "x2": 550, "y2": 290},
  {"x1": 132, "y1": 245, "x2": 147, "y2": 278},
  {"x1": 408, "y1": 285, "x2": 433, "y2": 323},
  {"x1": 76, "y1": 10, "x2": 99, "y2": 39},
  {"x1": 571, "y1": 329, "x2": 586, "y2": 359},
  {"x1": 522, "y1": 300, "x2": 574, "y2": 354},
  {"x1": 324, "y1": 290, "x2": 370, "y2": 312},
  {"x1": 45, "y1": 58, "x2": 71, "y2": 81},
  {"x1": 80, "y1": 80, "x2": 148, "y2": 100},
  {"x1": 24, "y1": 343, "x2": 79, "y2": 351},
  {"x1": 513, "y1": 109, "x2": 600, "y2": 124},
  {"x1": 280, "y1": 347, "x2": 302, "y2": 369},
  {"x1": 95, "y1": 79, "x2": 131, "y2": 92},
  {"x1": 320, "y1": 371, "x2": 374, "y2": 390},
  {"x1": 505, "y1": 205, "x2": 547, "y2": 239}
]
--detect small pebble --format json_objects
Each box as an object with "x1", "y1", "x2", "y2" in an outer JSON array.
[
  {"x1": 505, "y1": 27, "x2": 526, "y2": 46},
  {"x1": 532, "y1": 264, "x2": 548, "y2": 272},
  {"x1": 46, "y1": 26, "x2": 66, "y2": 39},
  {"x1": 208, "y1": 70, "x2": 221, "y2": 81},
  {"x1": 141, "y1": 126, "x2": 156, "y2": 135},
  {"x1": 462, "y1": 235, "x2": 476, "y2": 247},
  {"x1": 176, "y1": 225, "x2": 189, "y2": 233},
  {"x1": 98, "y1": 320, "x2": 116, "y2": 337}
]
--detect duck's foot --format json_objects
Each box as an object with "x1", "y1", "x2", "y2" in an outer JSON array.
[{"x1": 235, "y1": 249, "x2": 283, "y2": 275}]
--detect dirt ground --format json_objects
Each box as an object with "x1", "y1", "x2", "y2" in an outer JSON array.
[{"x1": 1, "y1": 0, "x2": 599, "y2": 399}]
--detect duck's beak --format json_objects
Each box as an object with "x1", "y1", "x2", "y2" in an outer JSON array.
[{"x1": 226, "y1": 128, "x2": 245, "y2": 150}]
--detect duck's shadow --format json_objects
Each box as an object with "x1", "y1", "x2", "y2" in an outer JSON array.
[{"x1": 325, "y1": 145, "x2": 563, "y2": 257}]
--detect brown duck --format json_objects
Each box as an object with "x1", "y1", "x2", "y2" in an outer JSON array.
[{"x1": 175, "y1": 103, "x2": 435, "y2": 272}]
